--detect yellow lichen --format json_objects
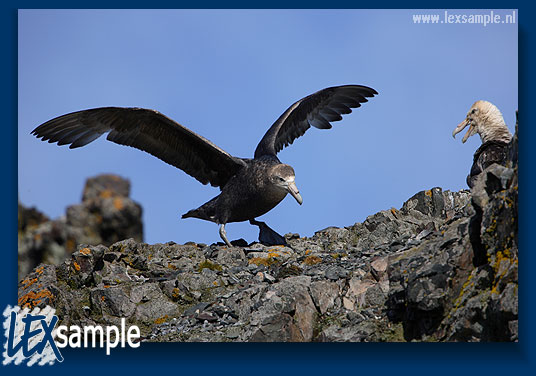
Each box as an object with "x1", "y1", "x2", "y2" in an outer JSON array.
[
  {"x1": 453, "y1": 273, "x2": 474, "y2": 309},
  {"x1": 490, "y1": 248, "x2": 516, "y2": 295}
]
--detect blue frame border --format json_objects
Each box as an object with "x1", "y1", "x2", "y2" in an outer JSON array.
[{"x1": 2, "y1": 2, "x2": 532, "y2": 374}]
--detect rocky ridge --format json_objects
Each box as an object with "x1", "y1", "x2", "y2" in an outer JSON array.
[
  {"x1": 18, "y1": 174, "x2": 143, "y2": 280},
  {"x1": 17, "y1": 127, "x2": 518, "y2": 342}
]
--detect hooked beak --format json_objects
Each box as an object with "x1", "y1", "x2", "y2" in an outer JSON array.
[
  {"x1": 287, "y1": 181, "x2": 303, "y2": 205},
  {"x1": 452, "y1": 118, "x2": 475, "y2": 144}
]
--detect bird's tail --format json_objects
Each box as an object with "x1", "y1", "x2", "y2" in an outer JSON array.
[
  {"x1": 181, "y1": 197, "x2": 218, "y2": 222},
  {"x1": 181, "y1": 208, "x2": 205, "y2": 220}
]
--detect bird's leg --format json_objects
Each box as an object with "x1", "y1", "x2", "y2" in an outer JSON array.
[
  {"x1": 219, "y1": 223, "x2": 232, "y2": 247},
  {"x1": 249, "y1": 219, "x2": 287, "y2": 246}
]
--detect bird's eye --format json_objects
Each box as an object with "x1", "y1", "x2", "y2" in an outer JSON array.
[
  {"x1": 471, "y1": 108, "x2": 477, "y2": 114},
  {"x1": 278, "y1": 177, "x2": 285, "y2": 181}
]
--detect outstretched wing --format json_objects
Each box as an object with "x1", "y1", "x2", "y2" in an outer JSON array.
[
  {"x1": 254, "y1": 85, "x2": 378, "y2": 158},
  {"x1": 32, "y1": 107, "x2": 246, "y2": 188}
]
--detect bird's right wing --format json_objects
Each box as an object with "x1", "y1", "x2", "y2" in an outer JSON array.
[
  {"x1": 32, "y1": 107, "x2": 246, "y2": 188},
  {"x1": 254, "y1": 85, "x2": 378, "y2": 158}
]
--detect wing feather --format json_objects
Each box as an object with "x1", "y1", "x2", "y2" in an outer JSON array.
[
  {"x1": 32, "y1": 107, "x2": 245, "y2": 187},
  {"x1": 254, "y1": 85, "x2": 377, "y2": 157}
]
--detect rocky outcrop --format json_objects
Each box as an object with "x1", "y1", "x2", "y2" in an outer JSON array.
[
  {"x1": 18, "y1": 174, "x2": 143, "y2": 280},
  {"x1": 17, "y1": 128, "x2": 518, "y2": 342}
]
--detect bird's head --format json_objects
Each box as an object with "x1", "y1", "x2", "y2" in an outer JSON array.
[
  {"x1": 269, "y1": 164, "x2": 303, "y2": 205},
  {"x1": 453, "y1": 100, "x2": 511, "y2": 144}
]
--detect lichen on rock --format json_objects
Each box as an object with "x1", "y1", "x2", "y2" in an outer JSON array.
[{"x1": 18, "y1": 123, "x2": 518, "y2": 342}]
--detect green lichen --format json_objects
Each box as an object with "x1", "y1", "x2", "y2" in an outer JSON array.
[{"x1": 198, "y1": 260, "x2": 223, "y2": 272}]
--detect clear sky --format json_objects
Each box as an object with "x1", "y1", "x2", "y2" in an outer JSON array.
[{"x1": 18, "y1": 9, "x2": 518, "y2": 246}]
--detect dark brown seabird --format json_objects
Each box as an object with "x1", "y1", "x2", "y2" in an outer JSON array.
[
  {"x1": 32, "y1": 85, "x2": 378, "y2": 246},
  {"x1": 452, "y1": 100, "x2": 512, "y2": 188}
]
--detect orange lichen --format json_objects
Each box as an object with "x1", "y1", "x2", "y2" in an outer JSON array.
[
  {"x1": 249, "y1": 257, "x2": 278, "y2": 267},
  {"x1": 99, "y1": 189, "x2": 113, "y2": 199},
  {"x1": 305, "y1": 249, "x2": 312, "y2": 255},
  {"x1": 425, "y1": 190, "x2": 432, "y2": 197},
  {"x1": 21, "y1": 277, "x2": 38, "y2": 289},
  {"x1": 154, "y1": 315, "x2": 169, "y2": 325},
  {"x1": 113, "y1": 197, "x2": 124, "y2": 210},
  {"x1": 73, "y1": 261, "x2": 81, "y2": 271},
  {"x1": 303, "y1": 255, "x2": 322, "y2": 266},
  {"x1": 79, "y1": 247, "x2": 91, "y2": 256},
  {"x1": 18, "y1": 289, "x2": 54, "y2": 309}
]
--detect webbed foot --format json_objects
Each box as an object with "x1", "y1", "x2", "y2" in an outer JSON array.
[{"x1": 249, "y1": 219, "x2": 287, "y2": 246}]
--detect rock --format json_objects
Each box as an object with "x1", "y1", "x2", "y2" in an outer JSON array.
[
  {"x1": 310, "y1": 281, "x2": 339, "y2": 314},
  {"x1": 324, "y1": 266, "x2": 349, "y2": 281},
  {"x1": 18, "y1": 202, "x2": 49, "y2": 232},
  {"x1": 17, "y1": 121, "x2": 517, "y2": 342},
  {"x1": 18, "y1": 174, "x2": 143, "y2": 280}
]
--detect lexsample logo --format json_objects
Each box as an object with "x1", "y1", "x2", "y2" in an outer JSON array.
[{"x1": 3, "y1": 305, "x2": 141, "y2": 366}]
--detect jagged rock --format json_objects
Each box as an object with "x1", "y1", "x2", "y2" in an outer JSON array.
[
  {"x1": 18, "y1": 202, "x2": 49, "y2": 232},
  {"x1": 310, "y1": 280, "x2": 340, "y2": 314},
  {"x1": 66, "y1": 174, "x2": 143, "y2": 246},
  {"x1": 17, "y1": 123, "x2": 517, "y2": 342},
  {"x1": 82, "y1": 174, "x2": 131, "y2": 201},
  {"x1": 18, "y1": 174, "x2": 143, "y2": 280}
]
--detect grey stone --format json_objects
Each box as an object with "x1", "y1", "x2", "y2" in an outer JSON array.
[
  {"x1": 17, "y1": 121, "x2": 517, "y2": 343},
  {"x1": 324, "y1": 266, "x2": 349, "y2": 281}
]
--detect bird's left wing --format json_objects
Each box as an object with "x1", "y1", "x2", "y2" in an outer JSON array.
[
  {"x1": 31, "y1": 107, "x2": 246, "y2": 188},
  {"x1": 254, "y1": 85, "x2": 378, "y2": 158}
]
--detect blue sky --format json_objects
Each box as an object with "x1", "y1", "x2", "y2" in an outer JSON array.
[{"x1": 18, "y1": 9, "x2": 518, "y2": 245}]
